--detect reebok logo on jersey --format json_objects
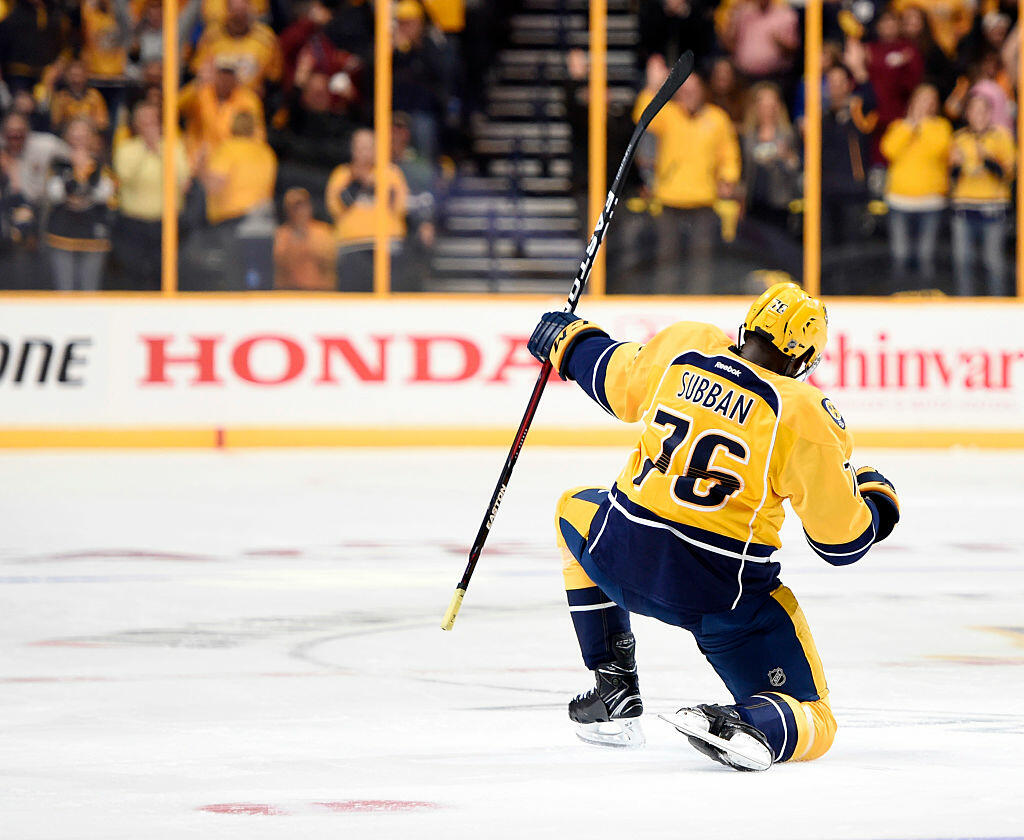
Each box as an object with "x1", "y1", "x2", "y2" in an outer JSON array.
[{"x1": 714, "y1": 361, "x2": 742, "y2": 377}]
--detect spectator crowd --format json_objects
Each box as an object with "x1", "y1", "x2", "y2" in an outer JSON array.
[
  {"x1": 0, "y1": 0, "x2": 1020, "y2": 295},
  {"x1": 0, "y1": 0, "x2": 497, "y2": 290},
  {"x1": 629, "y1": 0, "x2": 1020, "y2": 295}
]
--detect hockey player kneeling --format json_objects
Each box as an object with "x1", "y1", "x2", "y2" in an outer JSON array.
[{"x1": 528, "y1": 283, "x2": 900, "y2": 771}]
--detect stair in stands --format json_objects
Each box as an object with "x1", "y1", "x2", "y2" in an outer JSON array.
[{"x1": 428, "y1": 0, "x2": 639, "y2": 292}]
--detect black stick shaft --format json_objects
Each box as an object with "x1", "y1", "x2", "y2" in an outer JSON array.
[{"x1": 441, "y1": 51, "x2": 695, "y2": 630}]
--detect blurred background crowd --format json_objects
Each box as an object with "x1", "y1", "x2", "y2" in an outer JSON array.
[{"x1": 0, "y1": 0, "x2": 1019, "y2": 295}]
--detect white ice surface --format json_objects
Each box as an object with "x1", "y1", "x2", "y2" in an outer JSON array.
[{"x1": 1, "y1": 447, "x2": 1023, "y2": 840}]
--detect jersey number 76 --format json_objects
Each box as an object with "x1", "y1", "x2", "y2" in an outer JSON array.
[{"x1": 632, "y1": 407, "x2": 750, "y2": 511}]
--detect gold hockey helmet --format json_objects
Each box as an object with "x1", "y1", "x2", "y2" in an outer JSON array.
[{"x1": 741, "y1": 282, "x2": 828, "y2": 379}]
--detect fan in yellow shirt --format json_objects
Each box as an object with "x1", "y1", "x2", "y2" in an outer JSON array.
[
  {"x1": 191, "y1": 0, "x2": 282, "y2": 91},
  {"x1": 879, "y1": 84, "x2": 952, "y2": 290},
  {"x1": 179, "y1": 60, "x2": 265, "y2": 162},
  {"x1": 44, "y1": 60, "x2": 112, "y2": 133},
  {"x1": 631, "y1": 61, "x2": 741, "y2": 294},
  {"x1": 202, "y1": 111, "x2": 276, "y2": 226},
  {"x1": 81, "y1": 0, "x2": 131, "y2": 83},
  {"x1": 949, "y1": 92, "x2": 1015, "y2": 296}
]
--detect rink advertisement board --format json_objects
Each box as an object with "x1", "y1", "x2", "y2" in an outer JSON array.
[{"x1": 0, "y1": 297, "x2": 1022, "y2": 446}]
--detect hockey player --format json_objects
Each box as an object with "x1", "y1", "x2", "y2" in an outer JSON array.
[{"x1": 527, "y1": 282, "x2": 900, "y2": 771}]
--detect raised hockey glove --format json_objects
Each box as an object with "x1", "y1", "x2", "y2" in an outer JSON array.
[
  {"x1": 856, "y1": 467, "x2": 900, "y2": 543},
  {"x1": 527, "y1": 311, "x2": 608, "y2": 380}
]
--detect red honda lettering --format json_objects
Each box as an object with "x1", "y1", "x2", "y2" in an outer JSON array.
[
  {"x1": 140, "y1": 336, "x2": 221, "y2": 384},
  {"x1": 410, "y1": 336, "x2": 481, "y2": 382},
  {"x1": 316, "y1": 336, "x2": 390, "y2": 383},
  {"x1": 231, "y1": 335, "x2": 305, "y2": 385}
]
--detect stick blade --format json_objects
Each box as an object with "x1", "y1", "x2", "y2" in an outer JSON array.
[
  {"x1": 636, "y1": 50, "x2": 695, "y2": 131},
  {"x1": 441, "y1": 587, "x2": 465, "y2": 631}
]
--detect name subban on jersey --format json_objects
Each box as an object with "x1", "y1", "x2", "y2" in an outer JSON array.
[{"x1": 676, "y1": 370, "x2": 756, "y2": 426}]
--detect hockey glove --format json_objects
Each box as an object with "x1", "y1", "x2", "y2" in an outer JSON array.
[
  {"x1": 527, "y1": 311, "x2": 608, "y2": 379},
  {"x1": 856, "y1": 467, "x2": 900, "y2": 542}
]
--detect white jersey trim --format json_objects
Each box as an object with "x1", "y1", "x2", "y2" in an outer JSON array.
[{"x1": 568, "y1": 601, "x2": 618, "y2": 613}]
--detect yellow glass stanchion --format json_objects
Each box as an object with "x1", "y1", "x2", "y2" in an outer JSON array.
[
  {"x1": 803, "y1": 0, "x2": 822, "y2": 297},
  {"x1": 1017, "y1": 0, "x2": 1023, "y2": 297},
  {"x1": 373, "y1": 0, "x2": 392, "y2": 296},
  {"x1": 161, "y1": 0, "x2": 179, "y2": 295},
  {"x1": 588, "y1": 0, "x2": 607, "y2": 296}
]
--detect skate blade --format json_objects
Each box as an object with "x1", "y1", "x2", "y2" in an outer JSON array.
[
  {"x1": 575, "y1": 718, "x2": 645, "y2": 748},
  {"x1": 659, "y1": 712, "x2": 772, "y2": 771}
]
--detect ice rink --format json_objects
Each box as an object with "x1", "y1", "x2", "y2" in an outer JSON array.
[{"x1": 2, "y1": 446, "x2": 1023, "y2": 839}]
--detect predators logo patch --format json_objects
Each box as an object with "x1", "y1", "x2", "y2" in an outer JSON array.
[{"x1": 821, "y1": 398, "x2": 846, "y2": 429}]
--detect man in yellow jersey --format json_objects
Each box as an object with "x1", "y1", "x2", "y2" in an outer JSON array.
[{"x1": 527, "y1": 283, "x2": 900, "y2": 771}]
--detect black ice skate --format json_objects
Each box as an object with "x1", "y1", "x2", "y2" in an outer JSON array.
[
  {"x1": 660, "y1": 704, "x2": 773, "y2": 771},
  {"x1": 568, "y1": 632, "x2": 644, "y2": 747}
]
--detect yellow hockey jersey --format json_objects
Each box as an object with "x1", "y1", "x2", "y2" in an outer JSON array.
[{"x1": 564, "y1": 320, "x2": 878, "y2": 619}]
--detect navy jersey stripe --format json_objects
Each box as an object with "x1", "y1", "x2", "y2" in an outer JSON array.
[
  {"x1": 668, "y1": 350, "x2": 781, "y2": 417},
  {"x1": 565, "y1": 333, "x2": 620, "y2": 416},
  {"x1": 607, "y1": 486, "x2": 776, "y2": 560},
  {"x1": 571, "y1": 487, "x2": 609, "y2": 506}
]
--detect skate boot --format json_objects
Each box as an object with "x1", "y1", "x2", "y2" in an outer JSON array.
[
  {"x1": 660, "y1": 704, "x2": 773, "y2": 771},
  {"x1": 568, "y1": 632, "x2": 644, "y2": 747}
]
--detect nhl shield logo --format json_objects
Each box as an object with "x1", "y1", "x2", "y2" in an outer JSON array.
[{"x1": 768, "y1": 667, "x2": 786, "y2": 687}]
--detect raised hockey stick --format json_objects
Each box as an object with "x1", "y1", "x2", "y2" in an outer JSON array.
[{"x1": 441, "y1": 50, "x2": 696, "y2": 631}]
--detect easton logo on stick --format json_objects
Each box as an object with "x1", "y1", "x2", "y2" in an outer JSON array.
[{"x1": 486, "y1": 485, "x2": 506, "y2": 529}]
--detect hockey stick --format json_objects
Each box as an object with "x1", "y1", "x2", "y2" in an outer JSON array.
[{"x1": 441, "y1": 50, "x2": 696, "y2": 631}]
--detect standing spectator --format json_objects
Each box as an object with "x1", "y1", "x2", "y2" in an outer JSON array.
[
  {"x1": 392, "y1": 111, "x2": 437, "y2": 290},
  {"x1": 821, "y1": 65, "x2": 876, "y2": 251},
  {"x1": 0, "y1": 0, "x2": 69, "y2": 93},
  {"x1": 191, "y1": 0, "x2": 282, "y2": 93},
  {"x1": 708, "y1": 57, "x2": 745, "y2": 127},
  {"x1": 80, "y1": 0, "x2": 133, "y2": 118},
  {"x1": 900, "y1": 5, "x2": 959, "y2": 97},
  {"x1": 892, "y1": 0, "x2": 972, "y2": 60},
  {"x1": 392, "y1": 0, "x2": 448, "y2": 160},
  {"x1": 44, "y1": 118, "x2": 115, "y2": 291},
  {"x1": 880, "y1": 84, "x2": 952, "y2": 289},
  {"x1": 273, "y1": 187, "x2": 336, "y2": 290},
  {"x1": 0, "y1": 115, "x2": 47, "y2": 288},
  {"x1": 130, "y1": 0, "x2": 201, "y2": 74},
  {"x1": 179, "y1": 58, "x2": 265, "y2": 162},
  {"x1": 200, "y1": 110, "x2": 277, "y2": 289},
  {"x1": 272, "y1": 70, "x2": 356, "y2": 169},
  {"x1": 202, "y1": 109, "x2": 276, "y2": 227},
  {"x1": 326, "y1": 128, "x2": 409, "y2": 292},
  {"x1": 949, "y1": 92, "x2": 1014, "y2": 296},
  {"x1": 40, "y1": 59, "x2": 111, "y2": 134},
  {"x1": 944, "y1": 52, "x2": 1014, "y2": 131},
  {"x1": 722, "y1": 0, "x2": 800, "y2": 86},
  {"x1": 866, "y1": 10, "x2": 924, "y2": 156},
  {"x1": 632, "y1": 63, "x2": 740, "y2": 294},
  {"x1": 741, "y1": 83, "x2": 800, "y2": 230},
  {"x1": 0, "y1": 111, "x2": 69, "y2": 206},
  {"x1": 112, "y1": 101, "x2": 189, "y2": 289},
  {"x1": 279, "y1": 0, "x2": 364, "y2": 105},
  {"x1": 639, "y1": 0, "x2": 717, "y2": 68}
]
